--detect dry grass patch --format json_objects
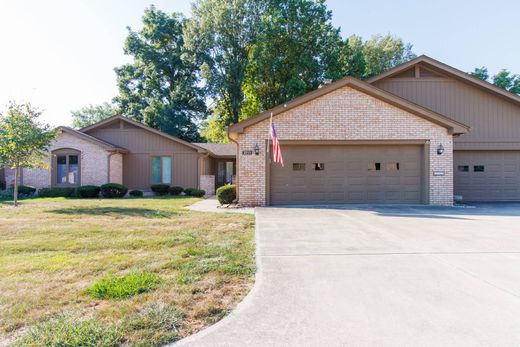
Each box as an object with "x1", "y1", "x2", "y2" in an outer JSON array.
[{"x1": 0, "y1": 196, "x2": 255, "y2": 346}]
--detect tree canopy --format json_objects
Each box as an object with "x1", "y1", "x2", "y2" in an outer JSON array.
[
  {"x1": 470, "y1": 67, "x2": 520, "y2": 95},
  {"x1": 71, "y1": 102, "x2": 117, "y2": 129},
  {"x1": 114, "y1": 6, "x2": 206, "y2": 142},
  {"x1": 0, "y1": 102, "x2": 56, "y2": 206}
]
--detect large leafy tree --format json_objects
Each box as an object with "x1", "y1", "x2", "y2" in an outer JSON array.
[
  {"x1": 71, "y1": 102, "x2": 117, "y2": 129},
  {"x1": 470, "y1": 67, "x2": 520, "y2": 95},
  {"x1": 114, "y1": 6, "x2": 206, "y2": 141},
  {"x1": 0, "y1": 102, "x2": 56, "y2": 206},
  {"x1": 185, "y1": 0, "x2": 262, "y2": 130}
]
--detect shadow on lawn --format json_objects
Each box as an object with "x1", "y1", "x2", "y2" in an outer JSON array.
[{"x1": 48, "y1": 206, "x2": 176, "y2": 218}]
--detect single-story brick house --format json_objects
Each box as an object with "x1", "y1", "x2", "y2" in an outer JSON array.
[
  {"x1": 2, "y1": 116, "x2": 236, "y2": 196},
  {"x1": 228, "y1": 55, "x2": 520, "y2": 206},
  {"x1": 2, "y1": 55, "x2": 520, "y2": 205}
]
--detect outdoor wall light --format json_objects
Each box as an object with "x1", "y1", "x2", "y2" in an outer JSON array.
[
  {"x1": 254, "y1": 143, "x2": 260, "y2": 155},
  {"x1": 437, "y1": 144, "x2": 445, "y2": 155}
]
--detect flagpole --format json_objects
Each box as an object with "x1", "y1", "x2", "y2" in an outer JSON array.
[{"x1": 267, "y1": 112, "x2": 272, "y2": 154}]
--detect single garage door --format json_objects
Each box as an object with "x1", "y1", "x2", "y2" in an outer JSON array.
[
  {"x1": 454, "y1": 151, "x2": 520, "y2": 201},
  {"x1": 270, "y1": 144, "x2": 424, "y2": 205}
]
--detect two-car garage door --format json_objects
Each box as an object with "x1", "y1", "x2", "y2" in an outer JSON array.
[{"x1": 270, "y1": 144, "x2": 424, "y2": 205}]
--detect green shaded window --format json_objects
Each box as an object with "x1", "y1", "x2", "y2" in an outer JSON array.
[{"x1": 152, "y1": 156, "x2": 172, "y2": 184}]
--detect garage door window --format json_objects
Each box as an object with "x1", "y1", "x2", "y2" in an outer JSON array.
[
  {"x1": 292, "y1": 163, "x2": 305, "y2": 171},
  {"x1": 313, "y1": 163, "x2": 325, "y2": 171},
  {"x1": 474, "y1": 165, "x2": 485, "y2": 172},
  {"x1": 458, "y1": 165, "x2": 469, "y2": 172},
  {"x1": 387, "y1": 162, "x2": 400, "y2": 171},
  {"x1": 368, "y1": 162, "x2": 381, "y2": 171}
]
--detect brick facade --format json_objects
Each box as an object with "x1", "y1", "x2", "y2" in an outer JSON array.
[
  {"x1": 21, "y1": 131, "x2": 113, "y2": 189},
  {"x1": 236, "y1": 86, "x2": 453, "y2": 206},
  {"x1": 199, "y1": 175, "x2": 216, "y2": 196}
]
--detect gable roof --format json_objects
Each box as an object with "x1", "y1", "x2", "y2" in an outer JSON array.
[
  {"x1": 80, "y1": 115, "x2": 208, "y2": 153},
  {"x1": 367, "y1": 55, "x2": 520, "y2": 107},
  {"x1": 228, "y1": 76, "x2": 469, "y2": 136},
  {"x1": 57, "y1": 126, "x2": 128, "y2": 153},
  {"x1": 194, "y1": 143, "x2": 236, "y2": 157}
]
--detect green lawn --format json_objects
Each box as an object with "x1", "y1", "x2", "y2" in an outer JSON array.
[{"x1": 0, "y1": 197, "x2": 255, "y2": 346}]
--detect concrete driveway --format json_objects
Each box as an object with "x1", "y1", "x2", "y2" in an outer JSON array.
[{"x1": 177, "y1": 204, "x2": 520, "y2": 347}]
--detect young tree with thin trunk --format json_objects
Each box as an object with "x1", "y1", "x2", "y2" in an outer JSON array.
[{"x1": 0, "y1": 102, "x2": 56, "y2": 206}]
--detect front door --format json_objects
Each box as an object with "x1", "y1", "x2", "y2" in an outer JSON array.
[{"x1": 217, "y1": 161, "x2": 235, "y2": 187}]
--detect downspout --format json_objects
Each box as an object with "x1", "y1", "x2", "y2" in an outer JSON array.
[
  {"x1": 227, "y1": 127, "x2": 240, "y2": 203},
  {"x1": 198, "y1": 152, "x2": 210, "y2": 189}
]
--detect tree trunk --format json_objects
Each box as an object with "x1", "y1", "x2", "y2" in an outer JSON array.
[{"x1": 13, "y1": 166, "x2": 18, "y2": 207}]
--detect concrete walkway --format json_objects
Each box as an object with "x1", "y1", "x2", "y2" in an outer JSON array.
[
  {"x1": 186, "y1": 196, "x2": 254, "y2": 214},
  {"x1": 176, "y1": 204, "x2": 520, "y2": 347}
]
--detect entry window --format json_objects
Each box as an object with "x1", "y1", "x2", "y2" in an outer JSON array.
[
  {"x1": 313, "y1": 163, "x2": 325, "y2": 171},
  {"x1": 293, "y1": 163, "x2": 306, "y2": 171},
  {"x1": 474, "y1": 165, "x2": 485, "y2": 172},
  {"x1": 387, "y1": 162, "x2": 400, "y2": 171},
  {"x1": 368, "y1": 162, "x2": 381, "y2": 171},
  {"x1": 458, "y1": 165, "x2": 469, "y2": 172},
  {"x1": 152, "y1": 156, "x2": 172, "y2": 184},
  {"x1": 56, "y1": 154, "x2": 79, "y2": 185}
]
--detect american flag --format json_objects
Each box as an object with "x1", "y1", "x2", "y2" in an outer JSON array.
[{"x1": 270, "y1": 116, "x2": 284, "y2": 166}]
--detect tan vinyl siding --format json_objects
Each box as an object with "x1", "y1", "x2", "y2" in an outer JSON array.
[
  {"x1": 373, "y1": 75, "x2": 520, "y2": 150},
  {"x1": 86, "y1": 123, "x2": 199, "y2": 190}
]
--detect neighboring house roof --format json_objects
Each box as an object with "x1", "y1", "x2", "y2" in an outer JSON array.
[
  {"x1": 228, "y1": 76, "x2": 470, "y2": 136},
  {"x1": 57, "y1": 126, "x2": 128, "y2": 153},
  {"x1": 194, "y1": 143, "x2": 236, "y2": 158},
  {"x1": 80, "y1": 115, "x2": 208, "y2": 153},
  {"x1": 367, "y1": 55, "x2": 520, "y2": 107}
]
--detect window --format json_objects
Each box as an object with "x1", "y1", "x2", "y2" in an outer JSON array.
[
  {"x1": 474, "y1": 165, "x2": 485, "y2": 172},
  {"x1": 55, "y1": 153, "x2": 80, "y2": 185},
  {"x1": 387, "y1": 162, "x2": 400, "y2": 171},
  {"x1": 368, "y1": 162, "x2": 381, "y2": 171},
  {"x1": 313, "y1": 163, "x2": 325, "y2": 171},
  {"x1": 225, "y1": 161, "x2": 234, "y2": 183},
  {"x1": 458, "y1": 165, "x2": 469, "y2": 172},
  {"x1": 292, "y1": 163, "x2": 305, "y2": 171},
  {"x1": 152, "y1": 156, "x2": 172, "y2": 184}
]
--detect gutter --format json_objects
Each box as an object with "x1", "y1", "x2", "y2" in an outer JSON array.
[{"x1": 227, "y1": 127, "x2": 240, "y2": 203}]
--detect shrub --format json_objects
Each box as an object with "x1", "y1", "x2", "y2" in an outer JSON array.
[
  {"x1": 0, "y1": 181, "x2": 5, "y2": 191},
  {"x1": 216, "y1": 184, "x2": 236, "y2": 205},
  {"x1": 168, "y1": 186, "x2": 184, "y2": 196},
  {"x1": 100, "y1": 183, "x2": 128, "y2": 198},
  {"x1": 129, "y1": 189, "x2": 143, "y2": 197},
  {"x1": 183, "y1": 187, "x2": 195, "y2": 196},
  {"x1": 38, "y1": 187, "x2": 76, "y2": 198},
  {"x1": 0, "y1": 189, "x2": 13, "y2": 200},
  {"x1": 15, "y1": 314, "x2": 123, "y2": 347},
  {"x1": 76, "y1": 185, "x2": 100, "y2": 198},
  {"x1": 190, "y1": 189, "x2": 206, "y2": 198},
  {"x1": 17, "y1": 185, "x2": 36, "y2": 197},
  {"x1": 150, "y1": 184, "x2": 170, "y2": 196},
  {"x1": 88, "y1": 271, "x2": 161, "y2": 299}
]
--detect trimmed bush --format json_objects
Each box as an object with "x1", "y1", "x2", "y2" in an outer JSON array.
[
  {"x1": 0, "y1": 189, "x2": 13, "y2": 200},
  {"x1": 169, "y1": 186, "x2": 184, "y2": 196},
  {"x1": 189, "y1": 189, "x2": 206, "y2": 198},
  {"x1": 38, "y1": 187, "x2": 76, "y2": 198},
  {"x1": 88, "y1": 271, "x2": 161, "y2": 299},
  {"x1": 77, "y1": 185, "x2": 100, "y2": 198},
  {"x1": 151, "y1": 184, "x2": 170, "y2": 196},
  {"x1": 17, "y1": 185, "x2": 36, "y2": 196},
  {"x1": 129, "y1": 189, "x2": 143, "y2": 197},
  {"x1": 0, "y1": 181, "x2": 5, "y2": 191},
  {"x1": 100, "y1": 183, "x2": 128, "y2": 199},
  {"x1": 216, "y1": 184, "x2": 236, "y2": 205},
  {"x1": 183, "y1": 187, "x2": 195, "y2": 196}
]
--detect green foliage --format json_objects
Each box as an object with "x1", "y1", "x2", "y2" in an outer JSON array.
[
  {"x1": 100, "y1": 183, "x2": 128, "y2": 198},
  {"x1": 114, "y1": 6, "x2": 206, "y2": 142},
  {"x1": 14, "y1": 314, "x2": 124, "y2": 347},
  {"x1": 71, "y1": 102, "x2": 117, "y2": 129},
  {"x1": 470, "y1": 66, "x2": 490, "y2": 81},
  {"x1": 0, "y1": 188, "x2": 14, "y2": 200},
  {"x1": 38, "y1": 187, "x2": 77, "y2": 198},
  {"x1": 151, "y1": 184, "x2": 170, "y2": 196},
  {"x1": 190, "y1": 189, "x2": 206, "y2": 198},
  {"x1": 76, "y1": 185, "x2": 101, "y2": 198},
  {"x1": 17, "y1": 185, "x2": 36, "y2": 196},
  {"x1": 0, "y1": 102, "x2": 57, "y2": 206},
  {"x1": 169, "y1": 186, "x2": 184, "y2": 195},
  {"x1": 183, "y1": 187, "x2": 195, "y2": 196},
  {"x1": 216, "y1": 184, "x2": 236, "y2": 205},
  {"x1": 88, "y1": 271, "x2": 161, "y2": 299},
  {"x1": 123, "y1": 303, "x2": 184, "y2": 345},
  {"x1": 129, "y1": 189, "x2": 144, "y2": 197}
]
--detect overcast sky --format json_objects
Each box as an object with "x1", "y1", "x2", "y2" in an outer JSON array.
[{"x1": 0, "y1": 0, "x2": 518, "y2": 126}]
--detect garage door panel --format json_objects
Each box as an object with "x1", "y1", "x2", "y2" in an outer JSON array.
[
  {"x1": 270, "y1": 144, "x2": 423, "y2": 205},
  {"x1": 454, "y1": 151, "x2": 520, "y2": 201}
]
